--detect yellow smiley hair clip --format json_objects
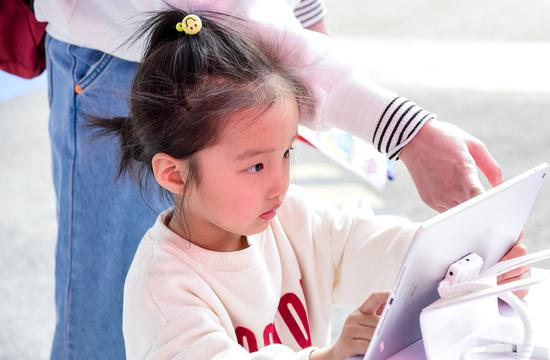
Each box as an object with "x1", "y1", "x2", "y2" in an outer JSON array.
[{"x1": 176, "y1": 14, "x2": 202, "y2": 35}]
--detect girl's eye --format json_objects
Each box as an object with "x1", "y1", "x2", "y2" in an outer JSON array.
[
  {"x1": 284, "y1": 146, "x2": 294, "y2": 159},
  {"x1": 246, "y1": 163, "x2": 264, "y2": 173}
]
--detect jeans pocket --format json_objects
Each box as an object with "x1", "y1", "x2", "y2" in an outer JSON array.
[{"x1": 77, "y1": 52, "x2": 113, "y2": 91}]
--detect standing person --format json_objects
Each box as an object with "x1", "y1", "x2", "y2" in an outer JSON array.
[{"x1": 33, "y1": 0, "x2": 509, "y2": 359}]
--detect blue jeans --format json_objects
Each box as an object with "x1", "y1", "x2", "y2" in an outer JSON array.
[{"x1": 46, "y1": 35, "x2": 163, "y2": 359}]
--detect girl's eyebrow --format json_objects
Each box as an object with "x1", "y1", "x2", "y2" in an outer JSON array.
[
  {"x1": 235, "y1": 132, "x2": 297, "y2": 161},
  {"x1": 235, "y1": 148, "x2": 274, "y2": 161}
]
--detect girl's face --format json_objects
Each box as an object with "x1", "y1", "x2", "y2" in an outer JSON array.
[{"x1": 181, "y1": 96, "x2": 299, "y2": 249}]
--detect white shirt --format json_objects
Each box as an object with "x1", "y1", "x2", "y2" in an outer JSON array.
[{"x1": 123, "y1": 185, "x2": 418, "y2": 359}]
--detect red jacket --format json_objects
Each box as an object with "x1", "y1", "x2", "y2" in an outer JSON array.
[{"x1": 0, "y1": 0, "x2": 47, "y2": 79}]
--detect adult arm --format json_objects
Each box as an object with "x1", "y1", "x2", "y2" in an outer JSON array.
[
  {"x1": 294, "y1": 0, "x2": 328, "y2": 33},
  {"x1": 298, "y1": 2, "x2": 503, "y2": 211}
]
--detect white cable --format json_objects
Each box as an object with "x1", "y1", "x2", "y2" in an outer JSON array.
[
  {"x1": 481, "y1": 248, "x2": 550, "y2": 278},
  {"x1": 457, "y1": 290, "x2": 533, "y2": 360},
  {"x1": 438, "y1": 253, "x2": 534, "y2": 360},
  {"x1": 499, "y1": 291, "x2": 533, "y2": 359},
  {"x1": 461, "y1": 343, "x2": 517, "y2": 360}
]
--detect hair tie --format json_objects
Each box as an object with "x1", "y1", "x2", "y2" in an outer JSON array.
[{"x1": 176, "y1": 14, "x2": 202, "y2": 35}]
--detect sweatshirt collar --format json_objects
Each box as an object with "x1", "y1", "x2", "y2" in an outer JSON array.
[{"x1": 149, "y1": 208, "x2": 265, "y2": 272}]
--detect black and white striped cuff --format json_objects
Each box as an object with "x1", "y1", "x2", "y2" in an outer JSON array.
[
  {"x1": 294, "y1": 0, "x2": 328, "y2": 28},
  {"x1": 372, "y1": 96, "x2": 436, "y2": 160}
]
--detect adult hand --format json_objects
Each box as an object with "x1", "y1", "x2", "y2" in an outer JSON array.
[
  {"x1": 399, "y1": 119, "x2": 503, "y2": 212},
  {"x1": 497, "y1": 240, "x2": 530, "y2": 299}
]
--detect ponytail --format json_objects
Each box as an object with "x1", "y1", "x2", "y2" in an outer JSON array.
[{"x1": 89, "y1": 117, "x2": 145, "y2": 178}]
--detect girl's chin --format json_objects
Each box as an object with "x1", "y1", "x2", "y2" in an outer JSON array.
[{"x1": 241, "y1": 221, "x2": 270, "y2": 236}]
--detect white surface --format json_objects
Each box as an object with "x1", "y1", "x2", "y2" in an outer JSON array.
[{"x1": 339, "y1": 38, "x2": 550, "y2": 95}]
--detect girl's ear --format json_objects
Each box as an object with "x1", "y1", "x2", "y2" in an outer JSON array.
[{"x1": 151, "y1": 153, "x2": 189, "y2": 195}]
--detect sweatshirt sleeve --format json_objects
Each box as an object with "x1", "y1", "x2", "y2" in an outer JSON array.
[
  {"x1": 128, "y1": 0, "x2": 435, "y2": 158},
  {"x1": 279, "y1": 186, "x2": 419, "y2": 310},
  {"x1": 327, "y1": 202, "x2": 419, "y2": 309},
  {"x1": 123, "y1": 237, "x2": 318, "y2": 360}
]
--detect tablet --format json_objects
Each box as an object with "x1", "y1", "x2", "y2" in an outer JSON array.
[{"x1": 362, "y1": 163, "x2": 549, "y2": 360}]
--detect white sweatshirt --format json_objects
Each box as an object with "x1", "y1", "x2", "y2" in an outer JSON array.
[
  {"x1": 123, "y1": 185, "x2": 418, "y2": 359},
  {"x1": 34, "y1": 0, "x2": 435, "y2": 158}
]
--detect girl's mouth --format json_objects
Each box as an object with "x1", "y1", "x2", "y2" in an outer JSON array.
[{"x1": 260, "y1": 208, "x2": 277, "y2": 220}]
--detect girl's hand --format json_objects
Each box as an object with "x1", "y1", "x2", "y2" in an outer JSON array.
[
  {"x1": 313, "y1": 292, "x2": 388, "y2": 360},
  {"x1": 497, "y1": 240, "x2": 530, "y2": 298}
]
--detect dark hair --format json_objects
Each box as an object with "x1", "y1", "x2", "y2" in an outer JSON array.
[{"x1": 92, "y1": 9, "x2": 313, "y2": 203}]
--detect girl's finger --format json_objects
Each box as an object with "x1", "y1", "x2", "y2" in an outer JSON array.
[
  {"x1": 376, "y1": 302, "x2": 386, "y2": 316},
  {"x1": 348, "y1": 324, "x2": 376, "y2": 341},
  {"x1": 356, "y1": 314, "x2": 380, "y2": 328},
  {"x1": 359, "y1": 292, "x2": 389, "y2": 315},
  {"x1": 348, "y1": 339, "x2": 370, "y2": 357}
]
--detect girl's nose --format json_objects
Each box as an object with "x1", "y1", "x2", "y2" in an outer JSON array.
[{"x1": 268, "y1": 169, "x2": 289, "y2": 200}]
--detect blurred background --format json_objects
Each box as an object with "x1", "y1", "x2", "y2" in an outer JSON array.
[{"x1": 1, "y1": 0, "x2": 549, "y2": 358}]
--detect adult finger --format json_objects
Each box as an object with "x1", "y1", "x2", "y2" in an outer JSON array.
[
  {"x1": 498, "y1": 268, "x2": 531, "y2": 284},
  {"x1": 468, "y1": 139, "x2": 503, "y2": 187},
  {"x1": 498, "y1": 265, "x2": 530, "y2": 283},
  {"x1": 458, "y1": 163, "x2": 486, "y2": 201},
  {"x1": 498, "y1": 243, "x2": 529, "y2": 282},
  {"x1": 359, "y1": 292, "x2": 389, "y2": 315},
  {"x1": 498, "y1": 265, "x2": 530, "y2": 282},
  {"x1": 498, "y1": 269, "x2": 531, "y2": 299},
  {"x1": 500, "y1": 242, "x2": 527, "y2": 261}
]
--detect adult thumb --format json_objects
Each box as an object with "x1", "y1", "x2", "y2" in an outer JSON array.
[{"x1": 460, "y1": 168, "x2": 485, "y2": 200}]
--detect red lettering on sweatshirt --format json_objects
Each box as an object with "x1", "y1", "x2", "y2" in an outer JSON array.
[
  {"x1": 234, "y1": 282, "x2": 312, "y2": 352},
  {"x1": 235, "y1": 326, "x2": 259, "y2": 352},
  {"x1": 263, "y1": 323, "x2": 282, "y2": 346},
  {"x1": 278, "y1": 292, "x2": 312, "y2": 348}
]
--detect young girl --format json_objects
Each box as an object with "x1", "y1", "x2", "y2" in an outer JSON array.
[{"x1": 95, "y1": 10, "x2": 424, "y2": 360}]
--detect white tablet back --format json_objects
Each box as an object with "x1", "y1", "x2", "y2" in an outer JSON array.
[{"x1": 364, "y1": 163, "x2": 548, "y2": 360}]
